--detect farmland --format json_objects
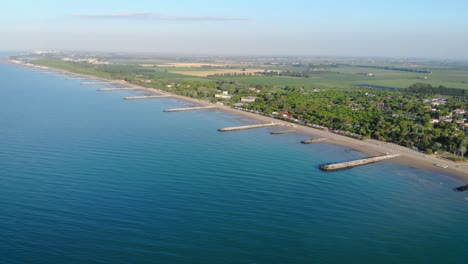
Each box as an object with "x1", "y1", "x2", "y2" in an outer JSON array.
[{"x1": 27, "y1": 54, "x2": 468, "y2": 91}]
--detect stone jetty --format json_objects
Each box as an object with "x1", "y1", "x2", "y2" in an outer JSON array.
[
  {"x1": 301, "y1": 138, "x2": 327, "y2": 144},
  {"x1": 124, "y1": 95, "x2": 171, "y2": 100},
  {"x1": 80, "y1": 81, "x2": 117, "y2": 85},
  {"x1": 97, "y1": 88, "x2": 140, "y2": 91},
  {"x1": 52, "y1": 75, "x2": 70, "y2": 77},
  {"x1": 66, "y1": 77, "x2": 88, "y2": 80},
  {"x1": 218, "y1": 123, "x2": 278, "y2": 132},
  {"x1": 454, "y1": 184, "x2": 468, "y2": 192},
  {"x1": 320, "y1": 154, "x2": 400, "y2": 171},
  {"x1": 270, "y1": 129, "x2": 296, "y2": 135},
  {"x1": 164, "y1": 106, "x2": 217, "y2": 112}
]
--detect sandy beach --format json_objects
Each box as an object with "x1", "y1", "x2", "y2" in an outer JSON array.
[{"x1": 9, "y1": 60, "x2": 468, "y2": 184}]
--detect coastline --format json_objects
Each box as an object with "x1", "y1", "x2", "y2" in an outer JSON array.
[{"x1": 7, "y1": 59, "x2": 468, "y2": 184}]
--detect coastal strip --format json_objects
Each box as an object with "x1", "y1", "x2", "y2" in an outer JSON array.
[
  {"x1": 320, "y1": 154, "x2": 400, "y2": 171},
  {"x1": 124, "y1": 95, "x2": 171, "y2": 100},
  {"x1": 301, "y1": 138, "x2": 327, "y2": 144},
  {"x1": 98, "y1": 88, "x2": 140, "y2": 91},
  {"x1": 164, "y1": 106, "x2": 217, "y2": 112},
  {"x1": 10, "y1": 59, "x2": 467, "y2": 183},
  {"x1": 218, "y1": 123, "x2": 278, "y2": 132}
]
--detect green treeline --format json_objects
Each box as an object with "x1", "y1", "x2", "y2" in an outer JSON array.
[
  {"x1": 408, "y1": 83, "x2": 468, "y2": 97},
  {"x1": 254, "y1": 70, "x2": 332, "y2": 78},
  {"x1": 349, "y1": 65, "x2": 431, "y2": 74}
]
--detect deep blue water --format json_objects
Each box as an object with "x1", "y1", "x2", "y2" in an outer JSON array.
[{"x1": 0, "y1": 62, "x2": 467, "y2": 264}]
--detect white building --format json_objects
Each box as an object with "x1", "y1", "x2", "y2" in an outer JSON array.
[
  {"x1": 214, "y1": 91, "x2": 231, "y2": 99},
  {"x1": 241, "y1": 96, "x2": 257, "y2": 103},
  {"x1": 214, "y1": 94, "x2": 232, "y2": 100}
]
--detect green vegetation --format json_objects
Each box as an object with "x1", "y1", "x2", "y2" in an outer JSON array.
[
  {"x1": 408, "y1": 83, "x2": 468, "y2": 96},
  {"x1": 32, "y1": 59, "x2": 207, "y2": 81},
  {"x1": 248, "y1": 88, "x2": 468, "y2": 157},
  {"x1": 347, "y1": 64, "x2": 432, "y2": 74}
]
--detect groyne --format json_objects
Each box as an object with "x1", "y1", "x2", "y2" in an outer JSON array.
[
  {"x1": 320, "y1": 154, "x2": 400, "y2": 171},
  {"x1": 454, "y1": 184, "x2": 468, "y2": 192},
  {"x1": 52, "y1": 75, "x2": 70, "y2": 77},
  {"x1": 218, "y1": 123, "x2": 278, "y2": 132},
  {"x1": 164, "y1": 106, "x2": 217, "y2": 112},
  {"x1": 98, "y1": 88, "x2": 140, "y2": 91},
  {"x1": 301, "y1": 138, "x2": 327, "y2": 144},
  {"x1": 124, "y1": 95, "x2": 171, "y2": 100},
  {"x1": 270, "y1": 129, "x2": 296, "y2": 135},
  {"x1": 81, "y1": 81, "x2": 117, "y2": 85}
]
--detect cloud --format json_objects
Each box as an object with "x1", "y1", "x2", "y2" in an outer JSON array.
[{"x1": 73, "y1": 12, "x2": 248, "y2": 21}]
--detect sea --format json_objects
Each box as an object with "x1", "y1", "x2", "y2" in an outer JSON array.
[{"x1": 0, "y1": 60, "x2": 467, "y2": 264}]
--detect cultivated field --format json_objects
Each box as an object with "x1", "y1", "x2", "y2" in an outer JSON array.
[
  {"x1": 170, "y1": 68, "x2": 267, "y2": 77},
  {"x1": 157, "y1": 62, "x2": 228, "y2": 67}
]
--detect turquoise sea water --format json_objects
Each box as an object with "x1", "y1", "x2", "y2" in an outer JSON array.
[{"x1": 0, "y1": 62, "x2": 467, "y2": 264}]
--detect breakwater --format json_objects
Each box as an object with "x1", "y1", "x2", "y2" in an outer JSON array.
[
  {"x1": 98, "y1": 88, "x2": 140, "y2": 91},
  {"x1": 124, "y1": 95, "x2": 171, "y2": 100},
  {"x1": 454, "y1": 184, "x2": 468, "y2": 192},
  {"x1": 301, "y1": 138, "x2": 327, "y2": 144},
  {"x1": 218, "y1": 123, "x2": 278, "y2": 132},
  {"x1": 270, "y1": 129, "x2": 296, "y2": 135},
  {"x1": 81, "y1": 81, "x2": 117, "y2": 85},
  {"x1": 320, "y1": 154, "x2": 400, "y2": 171},
  {"x1": 52, "y1": 74, "x2": 70, "y2": 77},
  {"x1": 164, "y1": 106, "x2": 217, "y2": 112}
]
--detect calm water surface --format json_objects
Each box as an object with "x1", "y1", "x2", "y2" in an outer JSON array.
[{"x1": 0, "y1": 62, "x2": 467, "y2": 263}]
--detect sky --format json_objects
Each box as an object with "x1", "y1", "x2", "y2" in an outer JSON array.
[{"x1": 1, "y1": 0, "x2": 468, "y2": 58}]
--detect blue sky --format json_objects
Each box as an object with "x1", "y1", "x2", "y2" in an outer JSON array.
[{"x1": 2, "y1": 0, "x2": 468, "y2": 58}]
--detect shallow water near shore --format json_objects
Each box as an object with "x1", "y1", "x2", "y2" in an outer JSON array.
[{"x1": 1, "y1": 63, "x2": 467, "y2": 263}]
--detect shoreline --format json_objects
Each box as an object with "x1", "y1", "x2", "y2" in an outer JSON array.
[{"x1": 7, "y1": 59, "x2": 468, "y2": 184}]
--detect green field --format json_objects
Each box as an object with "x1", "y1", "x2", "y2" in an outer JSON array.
[
  {"x1": 205, "y1": 65, "x2": 468, "y2": 90},
  {"x1": 29, "y1": 56, "x2": 468, "y2": 91}
]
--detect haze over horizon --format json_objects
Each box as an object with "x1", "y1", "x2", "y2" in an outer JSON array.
[{"x1": 2, "y1": 0, "x2": 468, "y2": 59}]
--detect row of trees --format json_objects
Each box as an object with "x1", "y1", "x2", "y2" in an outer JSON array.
[
  {"x1": 408, "y1": 83, "x2": 468, "y2": 97},
  {"x1": 351, "y1": 65, "x2": 432, "y2": 74}
]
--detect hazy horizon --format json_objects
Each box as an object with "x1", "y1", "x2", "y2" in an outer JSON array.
[{"x1": 2, "y1": 0, "x2": 468, "y2": 59}]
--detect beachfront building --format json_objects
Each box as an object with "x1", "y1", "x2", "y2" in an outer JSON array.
[
  {"x1": 241, "y1": 96, "x2": 257, "y2": 103},
  {"x1": 215, "y1": 91, "x2": 232, "y2": 100}
]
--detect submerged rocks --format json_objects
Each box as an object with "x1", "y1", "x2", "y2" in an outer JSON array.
[{"x1": 453, "y1": 185, "x2": 468, "y2": 192}]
